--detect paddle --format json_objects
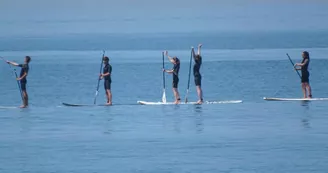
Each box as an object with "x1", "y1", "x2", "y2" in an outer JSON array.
[
  {"x1": 0, "y1": 57, "x2": 23, "y2": 102},
  {"x1": 162, "y1": 51, "x2": 167, "y2": 103},
  {"x1": 286, "y1": 53, "x2": 301, "y2": 79},
  {"x1": 185, "y1": 49, "x2": 193, "y2": 103},
  {"x1": 93, "y1": 50, "x2": 105, "y2": 105}
]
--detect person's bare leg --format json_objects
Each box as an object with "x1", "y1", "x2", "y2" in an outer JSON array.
[
  {"x1": 196, "y1": 86, "x2": 203, "y2": 104},
  {"x1": 20, "y1": 91, "x2": 28, "y2": 108},
  {"x1": 106, "y1": 89, "x2": 112, "y2": 105},
  {"x1": 301, "y1": 83, "x2": 307, "y2": 98},
  {"x1": 173, "y1": 88, "x2": 180, "y2": 104},
  {"x1": 306, "y1": 83, "x2": 312, "y2": 98}
]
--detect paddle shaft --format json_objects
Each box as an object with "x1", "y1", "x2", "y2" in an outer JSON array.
[
  {"x1": 0, "y1": 57, "x2": 24, "y2": 102},
  {"x1": 94, "y1": 50, "x2": 105, "y2": 105},
  {"x1": 185, "y1": 50, "x2": 193, "y2": 103},
  {"x1": 162, "y1": 52, "x2": 166, "y2": 89},
  {"x1": 286, "y1": 53, "x2": 301, "y2": 79}
]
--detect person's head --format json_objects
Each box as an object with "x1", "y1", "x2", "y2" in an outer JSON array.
[
  {"x1": 103, "y1": 56, "x2": 109, "y2": 64},
  {"x1": 173, "y1": 57, "x2": 180, "y2": 64},
  {"x1": 25, "y1": 56, "x2": 31, "y2": 64},
  {"x1": 195, "y1": 55, "x2": 201, "y2": 61},
  {"x1": 302, "y1": 51, "x2": 310, "y2": 59}
]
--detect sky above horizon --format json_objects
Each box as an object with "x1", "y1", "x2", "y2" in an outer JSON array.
[{"x1": 0, "y1": 0, "x2": 328, "y2": 36}]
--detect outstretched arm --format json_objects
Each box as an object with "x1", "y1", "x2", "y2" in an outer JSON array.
[
  {"x1": 6, "y1": 61, "x2": 19, "y2": 66},
  {"x1": 197, "y1": 44, "x2": 202, "y2": 55},
  {"x1": 163, "y1": 68, "x2": 174, "y2": 74},
  {"x1": 164, "y1": 51, "x2": 175, "y2": 63}
]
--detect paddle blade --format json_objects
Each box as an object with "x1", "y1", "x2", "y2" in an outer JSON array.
[{"x1": 162, "y1": 90, "x2": 166, "y2": 103}]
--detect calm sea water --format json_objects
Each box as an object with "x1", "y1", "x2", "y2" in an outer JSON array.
[{"x1": 1, "y1": 32, "x2": 328, "y2": 172}]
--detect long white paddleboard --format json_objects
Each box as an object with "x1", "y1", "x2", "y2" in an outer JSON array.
[
  {"x1": 137, "y1": 100, "x2": 242, "y2": 105},
  {"x1": 62, "y1": 102, "x2": 112, "y2": 107},
  {"x1": 263, "y1": 97, "x2": 328, "y2": 101},
  {"x1": 0, "y1": 106, "x2": 19, "y2": 109}
]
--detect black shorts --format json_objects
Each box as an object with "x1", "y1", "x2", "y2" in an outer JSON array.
[
  {"x1": 301, "y1": 72, "x2": 309, "y2": 83},
  {"x1": 104, "y1": 80, "x2": 111, "y2": 90},
  {"x1": 173, "y1": 78, "x2": 179, "y2": 88},
  {"x1": 21, "y1": 82, "x2": 27, "y2": 91},
  {"x1": 194, "y1": 76, "x2": 202, "y2": 86}
]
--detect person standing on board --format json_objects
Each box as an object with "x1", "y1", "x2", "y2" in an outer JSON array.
[
  {"x1": 100, "y1": 56, "x2": 112, "y2": 105},
  {"x1": 192, "y1": 44, "x2": 203, "y2": 104},
  {"x1": 294, "y1": 51, "x2": 312, "y2": 98},
  {"x1": 163, "y1": 51, "x2": 181, "y2": 104},
  {"x1": 6, "y1": 56, "x2": 31, "y2": 108}
]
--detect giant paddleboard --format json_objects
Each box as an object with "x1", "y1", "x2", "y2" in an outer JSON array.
[
  {"x1": 137, "y1": 100, "x2": 242, "y2": 105},
  {"x1": 263, "y1": 97, "x2": 328, "y2": 101}
]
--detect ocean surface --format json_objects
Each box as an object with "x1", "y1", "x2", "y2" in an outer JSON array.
[{"x1": 1, "y1": 31, "x2": 328, "y2": 172}]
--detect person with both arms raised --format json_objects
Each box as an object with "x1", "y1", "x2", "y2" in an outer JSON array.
[
  {"x1": 163, "y1": 50, "x2": 181, "y2": 104},
  {"x1": 191, "y1": 44, "x2": 203, "y2": 104}
]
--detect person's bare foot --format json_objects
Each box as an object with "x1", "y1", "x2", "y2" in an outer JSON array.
[
  {"x1": 196, "y1": 100, "x2": 203, "y2": 104},
  {"x1": 308, "y1": 95, "x2": 312, "y2": 98},
  {"x1": 106, "y1": 102, "x2": 112, "y2": 106},
  {"x1": 20, "y1": 105, "x2": 27, "y2": 108},
  {"x1": 174, "y1": 99, "x2": 180, "y2": 104}
]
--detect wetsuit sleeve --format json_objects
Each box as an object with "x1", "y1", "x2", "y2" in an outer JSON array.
[
  {"x1": 109, "y1": 65, "x2": 112, "y2": 74},
  {"x1": 18, "y1": 64, "x2": 23, "y2": 67}
]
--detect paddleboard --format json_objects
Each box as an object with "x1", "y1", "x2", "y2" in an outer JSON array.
[
  {"x1": 137, "y1": 100, "x2": 242, "y2": 105},
  {"x1": 263, "y1": 97, "x2": 328, "y2": 101},
  {"x1": 62, "y1": 102, "x2": 111, "y2": 107},
  {"x1": 0, "y1": 106, "x2": 18, "y2": 109}
]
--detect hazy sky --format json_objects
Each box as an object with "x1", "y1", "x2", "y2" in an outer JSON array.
[{"x1": 1, "y1": 0, "x2": 328, "y2": 36}]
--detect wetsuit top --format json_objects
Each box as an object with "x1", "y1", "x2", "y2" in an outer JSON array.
[
  {"x1": 18, "y1": 64, "x2": 29, "y2": 83},
  {"x1": 103, "y1": 63, "x2": 112, "y2": 81},
  {"x1": 173, "y1": 63, "x2": 180, "y2": 80},
  {"x1": 301, "y1": 56, "x2": 309, "y2": 75},
  {"x1": 193, "y1": 56, "x2": 202, "y2": 77}
]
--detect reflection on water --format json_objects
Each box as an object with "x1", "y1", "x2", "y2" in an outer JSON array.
[
  {"x1": 301, "y1": 101, "x2": 311, "y2": 129},
  {"x1": 193, "y1": 105, "x2": 204, "y2": 133}
]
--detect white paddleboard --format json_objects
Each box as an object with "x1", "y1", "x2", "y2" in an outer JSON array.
[
  {"x1": 137, "y1": 100, "x2": 242, "y2": 105},
  {"x1": 0, "y1": 106, "x2": 18, "y2": 109},
  {"x1": 263, "y1": 97, "x2": 328, "y2": 101}
]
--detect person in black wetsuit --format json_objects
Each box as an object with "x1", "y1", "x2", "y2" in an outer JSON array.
[
  {"x1": 100, "y1": 56, "x2": 112, "y2": 105},
  {"x1": 191, "y1": 44, "x2": 203, "y2": 104},
  {"x1": 163, "y1": 51, "x2": 181, "y2": 104},
  {"x1": 7, "y1": 56, "x2": 31, "y2": 108},
  {"x1": 294, "y1": 51, "x2": 312, "y2": 98}
]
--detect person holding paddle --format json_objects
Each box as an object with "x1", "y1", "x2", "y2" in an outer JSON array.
[
  {"x1": 192, "y1": 44, "x2": 203, "y2": 104},
  {"x1": 99, "y1": 56, "x2": 112, "y2": 105},
  {"x1": 294, "y1": 51, "x2": 312, "y2": 98},
  {"x1": 163, "y1": 51, "x2": 181, "y2": 104},
  {"x1": 6, "y1": 56, "x2": 31, "y2": 108}
]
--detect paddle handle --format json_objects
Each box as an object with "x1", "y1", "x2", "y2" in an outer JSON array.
[{"x1": 286, "y1": 53, "x2": 301, "y2": 79}]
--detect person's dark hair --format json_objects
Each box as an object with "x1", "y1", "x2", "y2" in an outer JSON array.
[
  {"x1": 173, "y1": 57, "x2": 180, "y2": 64},
  {"x1": 25, "y1": 56, "x2": 31, "y2": 63},
  {"x1": 303, "y1": 51, "x2": 310, "y2": 58},
  {"x1": 103, "y1": 56, "x2": 109, "y2": 62},
  {"x1": 195, "y1": 55, "x2": 201, "y2": 60}
]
